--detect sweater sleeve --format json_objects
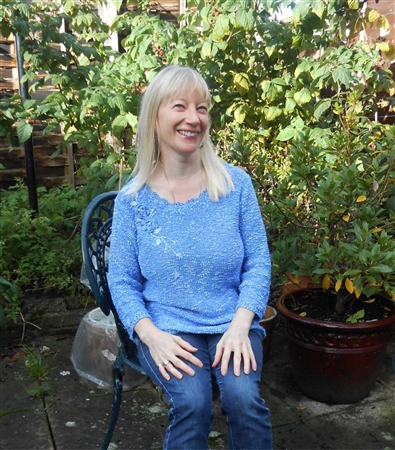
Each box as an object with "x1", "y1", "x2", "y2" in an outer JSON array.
[
  {"x1": 237, "y1": 174, "x2": 271, "y2": 318},
  {"x1": 108, "y1": 191, "x2": 150, "y2": 340}
]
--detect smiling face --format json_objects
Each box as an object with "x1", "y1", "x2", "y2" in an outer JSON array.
[{"x1": 156, "y1": 89, "x2": 209, "y2": 159}]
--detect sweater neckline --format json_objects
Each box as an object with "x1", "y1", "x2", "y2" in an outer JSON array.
[{"x1": 143, "y1": 184, "x2": 208, "y2": 206}]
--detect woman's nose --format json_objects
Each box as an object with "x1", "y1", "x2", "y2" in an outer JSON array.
[{"x1": 185, "y1": 107, "x2": 199, "y2": 124}]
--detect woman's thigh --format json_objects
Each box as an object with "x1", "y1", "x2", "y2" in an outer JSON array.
[{"x1": 137, "y1": 333, "x2": 214, "y2": 409}]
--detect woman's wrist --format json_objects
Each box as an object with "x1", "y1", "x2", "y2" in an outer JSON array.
[
  {"x1": 229, "y1": 307, "x2": 255, "y2": 332},
  {"x1": 134, "y1": 317, "x2": 161, "y2": 345}
]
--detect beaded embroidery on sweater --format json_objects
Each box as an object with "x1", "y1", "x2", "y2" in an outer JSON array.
[{"x1": 108, "y1": 163, "x2": 271, "y2": 342}]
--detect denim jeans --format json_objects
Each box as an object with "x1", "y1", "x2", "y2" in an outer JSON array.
[{"x1": 138, "y1": 331, "x2": 273, "y2": 450}]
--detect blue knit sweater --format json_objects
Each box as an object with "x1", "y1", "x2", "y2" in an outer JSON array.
[{"x1": 108, "y1": 164, "x2": 271, "y2": 342}]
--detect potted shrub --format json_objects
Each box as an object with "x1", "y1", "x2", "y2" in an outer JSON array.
[{"x1": 229, "y1": 32, "x2": 395, "y2": 402}]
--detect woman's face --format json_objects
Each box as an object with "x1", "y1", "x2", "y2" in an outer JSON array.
[{"x1": 156, "y1": 89, "x2": 209, "y2": 158}]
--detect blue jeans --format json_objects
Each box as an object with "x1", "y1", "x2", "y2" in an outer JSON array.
[{"x1": 138, "y1": 332, "x2": 273, "y2": 450}]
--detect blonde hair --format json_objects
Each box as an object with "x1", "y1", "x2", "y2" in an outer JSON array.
[{"x1": 124, "y1": 65, "x2": 233, "y2": 201}]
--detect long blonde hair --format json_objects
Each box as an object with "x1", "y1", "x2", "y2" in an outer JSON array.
[{"x1": 124, "y1": 65, "x2": 233, "y2": 201}]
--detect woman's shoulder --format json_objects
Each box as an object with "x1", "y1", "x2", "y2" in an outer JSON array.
[
  {"x1": 116, "y1": 179, "x2": 149, "y2": 204},
  {"x1": 223, "y1": 162, "x2": 252, "y2": 185}
]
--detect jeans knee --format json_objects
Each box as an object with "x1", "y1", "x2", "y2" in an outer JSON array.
[
  {"x1": 172, "y1": 388, "x2": 212, "y2": 417},
  {"x1": 219, "y1": 376, "x2": 267, "y2": 416}
]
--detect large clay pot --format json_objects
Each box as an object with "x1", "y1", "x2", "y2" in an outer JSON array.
[
  {"x1": 259, "y1": 305, "x2": 277, "y2": 362},
  {"x1": 276, "y1": 289, "x2": 395, "y2": 404}
]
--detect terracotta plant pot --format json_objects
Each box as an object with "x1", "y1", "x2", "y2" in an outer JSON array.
[
  {"x1": 276, "y1": 289, "x2": 395, "y2": 404},
  {"x1": 259, "y1": 305, "x2": 278, "y2": 362}
]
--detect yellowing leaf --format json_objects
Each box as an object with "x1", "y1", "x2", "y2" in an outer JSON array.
[
  {"x1": 363, "y1": 299, "x2": 375, "y2": 304},
  {"x1": 265, "y1": 106, "x2": 282, "y2": 121},
  {"x1": 335, "y1": 280, "x2": 342, "y2": 292},
  {"x1": 322, "y1": 274, "x2": 331, "y2": 290},
  {"x1": 342, "y1": 214, "x2": 350, "y2": 222},
  {"x1": 392, "y1": 293, "x2": 395, "y2": 301},
  {"x1": 354, "y1": 287, "x2": 361, "y2": 299},
  {"x1": 365, "y1": 7, "x2": 380, "y2": 23},
  {"x1": 384, "y1": 306, "x2": 393, "y2": 312},
  {"x1": 377, "y1": 42, "x2": 390, "y2": 53},
  {"x1": 372, "y1": 227, "x2": 382, "y2": 233},
  {"x1": 356, "y1": 195, "x2": 367, "y2": 203},
  {"x1": 348, "y1": 0, "x2": 359, "y2": 10},
  {"x1": 299, "y1": 312, "x2": 307, "y2": 317},
  {"x1": 234, "y1": 106, "x2": 246, "y2": 124},
  {"x1": 294, "y1": 88, "x2": 311, "y2": 105},
  {"x1": 233, "y1": 73, "x2": 250, "y2": 96},
  {"x1": 345, "y1": 277, "x2": 354, "y2": 294}
]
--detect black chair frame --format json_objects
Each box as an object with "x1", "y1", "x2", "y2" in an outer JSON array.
[{"x1": 81, "y1": 191, "x2": 145, "y2": 450}]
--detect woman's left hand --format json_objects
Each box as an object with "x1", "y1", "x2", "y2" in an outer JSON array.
[{"x1": 212, "y1": 307, "x2": 257, "y2": 376}]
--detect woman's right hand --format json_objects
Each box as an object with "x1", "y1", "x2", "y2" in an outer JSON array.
[{"x1": 135, "y1": 318, "x2": 203, "y2": 380}]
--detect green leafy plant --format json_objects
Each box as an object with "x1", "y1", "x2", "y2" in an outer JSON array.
[
  {"x1": 0, "y1": 182, "x2": 88, "y2": 308},
  {"x1": 0, "y1": 276, "x2": 21, "y2": 328},
  {"x1": 20, "y1": 346, "x2": 55, "y2": 398}
]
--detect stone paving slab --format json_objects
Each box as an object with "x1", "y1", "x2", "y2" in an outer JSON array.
[
  {"x1": 1, "y1": 320, "x2": 394, "y2": 450},
  {"x1": 0, "y1": 346, "x2": 54, "y2": 450}
]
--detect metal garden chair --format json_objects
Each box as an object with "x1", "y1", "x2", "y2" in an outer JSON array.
[
  {"x1": 81, "y1": 191, "x2": 220, "y2": 449},
  {"x1": 81, "y1": 191, "x2": 145, "y2": 450}
]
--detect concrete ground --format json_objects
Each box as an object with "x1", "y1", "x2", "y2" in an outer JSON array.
[{"x1": 1, "y1": 317, "x2": 394, "y2": 450}]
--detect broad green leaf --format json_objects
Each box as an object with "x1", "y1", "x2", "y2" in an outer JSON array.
[
  {"x1": 294, "y1": 88, "x2": 311, "y2": 105},
  {"x1": 233, "y1": 73, "x2": 250, "y2": 95},
  {"x1": 272, "y1": 78, "x2": 287, "y2": 87},
  {"x1": 276, "y1": 127, "x2": 295, "y2": 141},
  {"x1": 213, "y1": 16, "x2": 230, "y2": 41},
  {"x1": 112, "y1": 0, "x2": 123, "y2": 12},
  {"x1": 346, "y1": 309, "x2": 364, "y2": 323},
  {"x1": 202, "y1": 40, "x2": 212, "y2": 58},
  {"x1": 314, "y1": 99, "x2": 331, "y2": 120},
  {"x1": 200, "y1": 6, "x2": 211, "y2": 25},
  {"x1": 285, "y1": 98, "x2": 296, "y2": 112},
  {"x1": 369, "y1": 264, "x2": 394, "y2": 274},
  {"x1": 235, "y1": 9, "x2": 254, "y2": 30},
  {"x1": 311, "y1": 0, "x2": 325, "y2": 19},
  {"x1": 112, "y1": 115, "x2": 127, "y2": 139},
  {"x1": 332, "y1": 67, "x2": 351, "y2": 87},
  {"x1": 292, "y1": 116, "x2": 305, "y2": 130},
  {"x1": 23, "y1": 100, "x2": 37, "y2": 111},
  {"x1": 265, "y1": 45, "x2": 276, "y2": 57},
  {"x1": 266, "y1": 106, "x2": 282, "y2": 121},
  {"x1": 16, "y1": 120, "x2": 33, "y2": 144},
  {"x1": 260, "y1": 80, "x2": 271, "y2": 92},
  {"x1": 234, "y1": 106, "x2": 246, "y2": 124},
  {"x1": 293, "y1": 1, "x2": 310, "y2": 24},
  {"x1": 125, "y1": 113, "x2": 138, "y2": 131}
]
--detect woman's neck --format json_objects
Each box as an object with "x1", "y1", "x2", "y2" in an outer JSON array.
[{"x1": 149, "y1": 154, "x2": 206, "y2": 204}]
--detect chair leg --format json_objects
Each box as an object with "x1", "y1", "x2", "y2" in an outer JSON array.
[{"x1": 101, "y1": 357, "x2": 125, "y2": 450}]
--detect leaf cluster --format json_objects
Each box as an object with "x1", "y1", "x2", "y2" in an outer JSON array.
[{"x1": 0, "y1": 182, "x2": 88, "y2": 323}]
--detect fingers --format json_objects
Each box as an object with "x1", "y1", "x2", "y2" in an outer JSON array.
[
  {"x1": 213, "y1": 334, "x2": 257, "y2": 377},
  {"x1": 152, "y1": 335, "x2": 203, "y2": 380}
]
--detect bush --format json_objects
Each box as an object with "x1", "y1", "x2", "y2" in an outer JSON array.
[{"x1": 0, "y1": 182, "x2": 88, "y2": 326}]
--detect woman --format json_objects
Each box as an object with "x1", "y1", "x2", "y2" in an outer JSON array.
[{"x1": 108, "y1": 65, "x2": 273, "y2": 450}]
